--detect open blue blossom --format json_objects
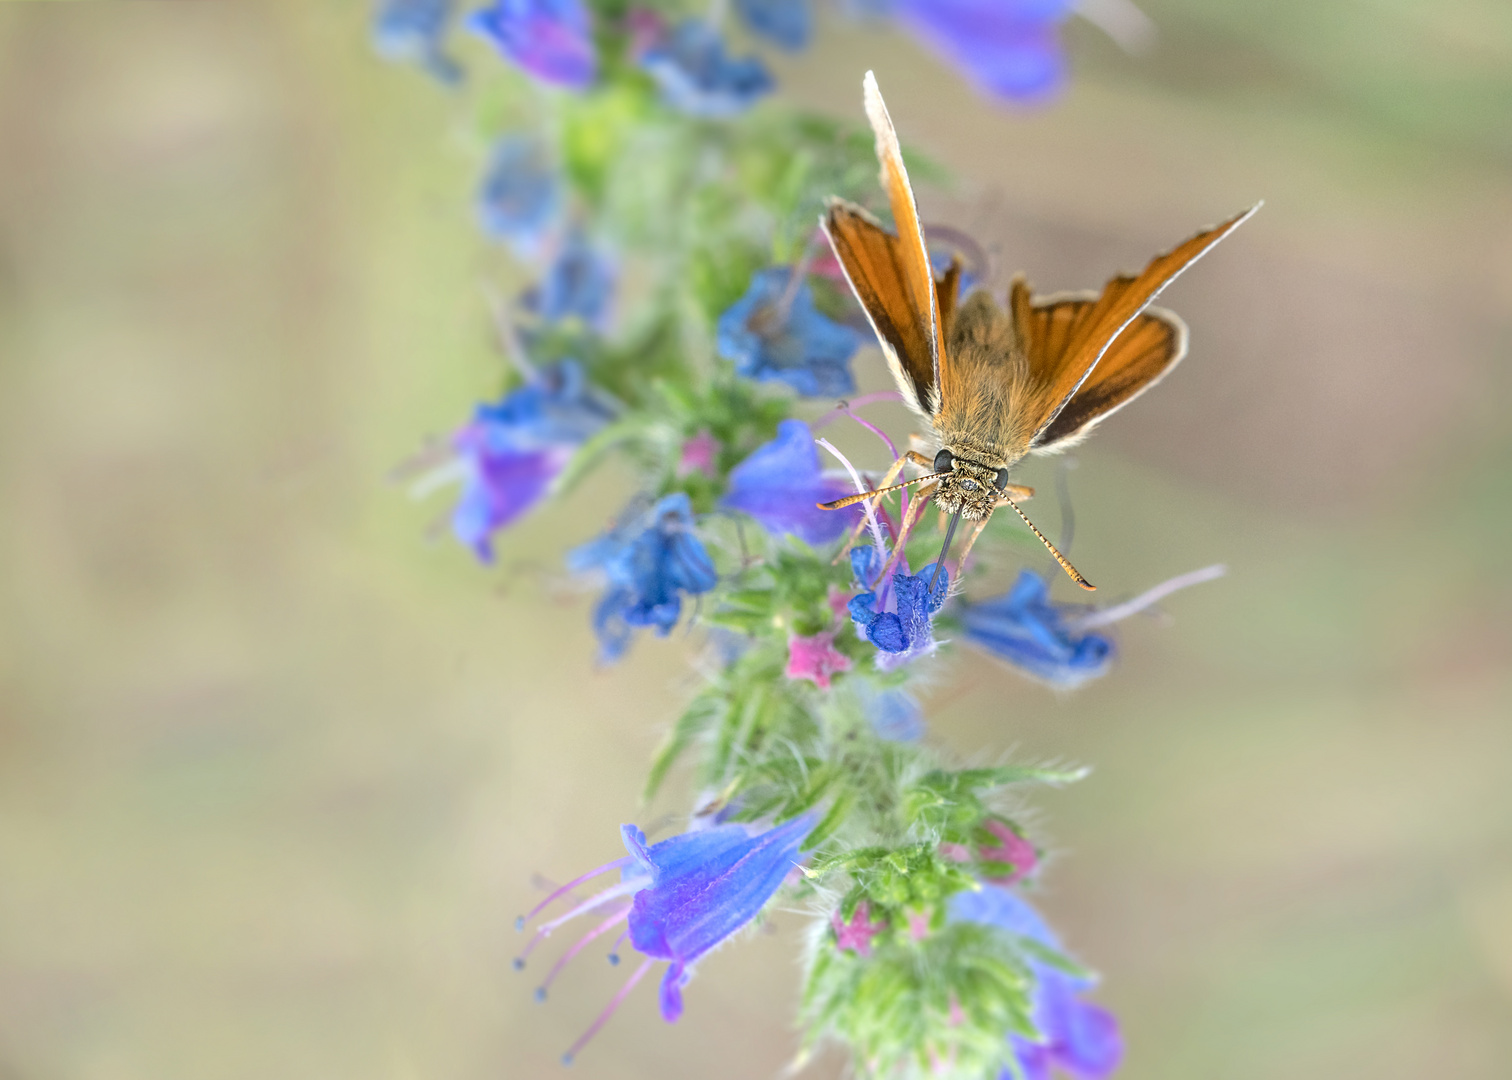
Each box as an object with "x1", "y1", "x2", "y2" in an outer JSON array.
[
  {"x1": 569, "y1": 493, "x2": 719, "y2": 661},
  {"x1": 640, "y1": 20, "x2": 775, "y2": 118},
  {"x1": 950, "y1": 885, "x2": 1123, "y2": 1080},
  {"x1": 449, "y1": 360, "x2": 616, "y2": 561},
  {"x1": 372, "y1": 0, "x2": 463, "y2": 83},
  {"x1": 891, "y1": 0, "x2": 1074, "y2": 104},
  {"x1": 718, "y1": 267, "x2": 860, "y2": 397},
  {"x1": 477, "y1": 135, "x2": 561, "y2": 257},
  {"x1": 624, "y1": 815, "x2": 814, "y2": 1022},
  {"x1": 961, "y1": 570, "x2": 1112, "y2": 689},
  {"x1": 962, "y1": 565, "x2": 1225, "y2": 688},
  {"x1": 514, "y1": 815, "x2": 815, "y2": 1062},
  {"x1": 848, "y1": 546, "x2": 949, "y2": 668},
  {"x1": 720, "y1": 419, "x2": 860, "y2": 545},
  {"x1": 523, "y1": 228, "x2": 616, "y2": 328},
  {"x1": 466, "y1": 0, "x2": 596, "y2": 89},
  {"x1": 735, "y1": 0, "x2": 811, "y2": 50}
]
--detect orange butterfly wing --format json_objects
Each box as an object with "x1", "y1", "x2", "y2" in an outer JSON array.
[
  {"x1": 820, "y1": 72, "x2": 945, "y2": 419},
  {"x1": 1014, "y1": 203, "x2": 1261, "y2": 449},
  {"x1": 1018, "y1": 291, "x2": 1186, "y2": 451}
]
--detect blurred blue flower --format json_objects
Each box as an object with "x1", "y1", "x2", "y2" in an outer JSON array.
[
  {"x1": 961, "y1": 570, "x2": 1113, "y2": 688},
  {"x1": 855, "y1": 681, "x2": 925, "y2": 742},
  {"x1": 514, "y1": 816, "x2": 814, "y2": 1062},
  {"x1": 625, "y1": 815, "x2": 814, "y2": 1022},
  {"x1": 891, "y1": 0, "x2": 1074, "y2": 104},
  {"x1": 523, "y1": 228, "x2": 616, "y2": 328},
  {"x1": 950, "y1": 885, "x2": 1123, "y2": 1080},
  {"x1": 569, "y1": 493, "x2": 719, "y2": 661},
  {"x1": 848, "y1": 546, "x2": 948, "y2": 667},
  {"x1": 735, "y1": 0, "x2": 811, "y2": 50},
  {"x1": 640, "y1": 20, "x2": 775, "y2": 118},
  {"x1": 466, "y1": 0, "x2": 597, "y2": 89},
  {"x1": 450, "y1": 360, "x2": 615, "y2": 561},
  {"x1": 720, "y1": 419, "x2": 860, "y2": 545},
  {"x1": 372, "y1": 0, "x2": 463, "y2": 83},
  {"x1": 477, "y1": 135, "x2": 561, "y2": 257},
  {"x1": 718, "y1": 267, "x2": 860, "y2": 397}
]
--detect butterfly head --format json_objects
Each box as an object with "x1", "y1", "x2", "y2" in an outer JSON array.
[{"x1": 930, "y1": 447, "x2": 1009, "y2": 522}]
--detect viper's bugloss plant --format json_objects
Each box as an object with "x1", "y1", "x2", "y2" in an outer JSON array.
[{"x1": 380, "y1": 0, "x2": 1211, "y2": 1073}]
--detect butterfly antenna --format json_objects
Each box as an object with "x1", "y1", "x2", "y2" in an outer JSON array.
[
  {"x1": 817, "y1": 472, "x2": 947, "y2": 511},
  {"x1": 929, "y1": 508, "x2": 963, "y2": 594},
  {"x1": 1001, "y1": 497, "x2": 1096, "y2": 591}
]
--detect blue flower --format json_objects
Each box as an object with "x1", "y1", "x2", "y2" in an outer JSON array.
[
  {"x1": 720, "y1": 419, "x2": 860, "y2": 545},
  {"x1": 891, "y1": 0, "x2": 1074, "y2": 104},
  {"x1": 950, "y1": 885, "x2": 1123, "y2": 1080},
  {"x1": 718, "y1": 267, "x2": 861, "y2": 397},
  {"x1": 960, "y1": 570, "x2": 1113, "y2": 688},
  {"x1": 523, "y1": 228, "x2": 616, "y2": 328},
  {"x1": 449, "y1": 360, "x2": 615, "y2": 561},
  {"x1": 466, "y1": 0, "x2": 597, "y2": 89},
  {"x1": 569, "y1": 493, "x2": 719, "y2": 661},
  {"x1": 477, "y1": 135, "x2": 561, "y2": 257},
  {"x1": 848, "y1": 546, "x2": 949, "y2": 667},
  {"x1": 514, "y1": 816, "x2": 815, "y2": 1062},
  {"x1": 371, "y1": 0, "x2": 463, "y2": 84},
  {"x1": 639, "y1": 20, "x2": 775, "y2": 118},
  {"x1": 735, "y1": 0, "x2": 811, "y2": 50},
  {"x1": 624, "y1": 815, "x2": 814, "y2": 1022},
  {"x1": 855, "y1": 681, "x2": 925, "y2": 742}
]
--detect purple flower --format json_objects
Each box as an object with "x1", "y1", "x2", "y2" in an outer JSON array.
[
  {"x1": 514, "y1": 816, "x2": 815, "y2": 1061},
  {"x1": 961, "y1": 571, "x2": 1113, "y2": 688},
  {"x1": 372, "y1": 0, "x2": 463, "y2": 84},
  {"x1": 466, "y1": 0, "x2": 596, "y2": 89},
  {"x1": 735, "y1": 0, "x2": 811, "y2": 50},
  {"x1": 640, "y1": 20, "x2": 775, "y2": 118},
  {"x1": 569, "y1": 493, "x2": 719, "y2": 661},
  {"x1": 449, "y1": 360, "x2": 615, "y2": 561},
  {"x1": 891, "y1": 0, "x2": 1074, "y2": 104},
  {"x1": 848, "y1": 546, "x2": 949, "y2": 668},
  {"x1": 719, "y1": 419, "x2": 861, "y2": 544},
  {"x1": 476, "y1": 135, "x2": 561, "y2": 257},
  {"x1": 718, "y1": 268, "x2": 860, "y2": 397},
  {"x1": 950, "y1": 885, "x2": 1123, "y2": 1080},
  {"x1": 522, "y1": 228, "x2": 616, "y2": 328},
  {"x1": 962, "y1": 565, "x2": 1224, "y2": 688},
  {"x1": 831, "y1": 900, "x2": 886, "y2": 956}
]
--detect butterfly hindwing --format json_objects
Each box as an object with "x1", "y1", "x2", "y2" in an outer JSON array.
[
  {"x1": 1016, "y1": 203, "x2": 1260, "y2": 445},
  {"x1": 1029, "y1": 296, "x2": 1186, "y2": 451}
]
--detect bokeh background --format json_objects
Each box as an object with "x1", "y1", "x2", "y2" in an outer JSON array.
[{"x1": 1, "y1": 3, "x2": 1510, "y2": 1079}]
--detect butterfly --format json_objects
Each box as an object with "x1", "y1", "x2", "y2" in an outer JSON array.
[{"x1": 819, "y1": 71, "x2": 1259, "y2": 591}]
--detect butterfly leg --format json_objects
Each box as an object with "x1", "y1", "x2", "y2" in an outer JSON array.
[
  {"x1": 878, "y1": 481, "x2": 939, "y2": 582},
  {"x1": 830, "y1": 450, "x2": 943, "y2": 561}
]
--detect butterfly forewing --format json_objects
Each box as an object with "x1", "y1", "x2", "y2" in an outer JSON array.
[
  {"x1": 1017, "y1": 203, "x2": 1261, "y2": 443},
  {"x1": 822, "y1": 201, "x2": 939, "y2": 418}
]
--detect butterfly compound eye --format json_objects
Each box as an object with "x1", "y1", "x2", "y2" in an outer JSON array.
[
  {"x1": 994, "y1": 468, "x2": 1011, "y2": 491},
  {"x1": 933, "y1": 449, "x2": 954, "y2": 473}
]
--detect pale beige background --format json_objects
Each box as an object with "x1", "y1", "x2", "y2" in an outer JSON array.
[{"x1": 0, "y1": 3, "x2": 1509, "y2": 1080}]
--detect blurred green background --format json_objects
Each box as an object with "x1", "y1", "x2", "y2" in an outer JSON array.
[{"x1": 1, "y1": 2, "x2": 1509, "y2": 1079}]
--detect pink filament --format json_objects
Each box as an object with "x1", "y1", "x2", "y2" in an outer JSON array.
[
  {"x1": 561, "y1": 957, "x2": 656, "y2": 1064},
  {"x1": 516, "y1": 877, "x2": 645, "y2": 966},
  {"x1": 810, "y1": 391, "x2": 904, "y2": 429},
  {"x1": 519, "y1": 856, "x2": 633, "y2": 926},
  {"x1": 537, "y1": 905, "x2": 632, "y2": 998},
  {"x1": 816, "y1": 437, "x2": 888, "y2": 560}
]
